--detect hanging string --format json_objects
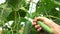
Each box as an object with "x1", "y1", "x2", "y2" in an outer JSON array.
[{"x1": 28, "y1": 0, "x2": 39, "y2": 17}]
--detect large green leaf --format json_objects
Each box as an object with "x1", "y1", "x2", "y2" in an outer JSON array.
[{"x1": 7, "y1": 0, "x2": 20, "y2": 8}]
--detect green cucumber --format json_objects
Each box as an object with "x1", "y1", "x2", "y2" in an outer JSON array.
[{"x1": 37, "y1": 21, "x2": 52, "y2": 34}]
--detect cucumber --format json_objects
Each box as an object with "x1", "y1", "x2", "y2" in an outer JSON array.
[{"x1": 37, "y1": 21, "x2": 52, "y2": 34}]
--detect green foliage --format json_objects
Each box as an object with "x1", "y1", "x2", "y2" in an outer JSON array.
[
  {"x1": 18, "y1": 9, "x2": 27, "y2": 17},
  {"x1": 7, "y1": 0, "x2": 20, "y2": 8},
  {"x1": 0, "y1": 0, "x2": 60, "y2": 34},
  {"x1": 23, "y1": 21, "x2": 31, "y2": 34},
  {"x1": 7, "y1": 11, "x2": 18, "y2": 21}
]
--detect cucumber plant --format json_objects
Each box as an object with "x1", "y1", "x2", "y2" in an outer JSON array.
[{"x1": 0, "y1": 0, "x2": 60, "y2": 34}]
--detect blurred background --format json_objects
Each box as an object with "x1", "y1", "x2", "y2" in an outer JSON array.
[{"x1": 0, "y1": 0, "x2": 60, "y2": 34}]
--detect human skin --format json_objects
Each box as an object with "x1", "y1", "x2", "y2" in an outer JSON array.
[{"x1": 32, "y1": 17, "x2": 60, "y2": 34}]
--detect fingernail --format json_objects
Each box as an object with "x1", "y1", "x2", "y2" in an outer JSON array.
[
  {"x1": 35, "y1": 25, "x2": 40, "y2": 29},
  {"x1": 32, "y1": 22, "x2": 36, "y2": 26},
  {"x1": 37, "y1": 28, "x2": 41, "y2": 32}
]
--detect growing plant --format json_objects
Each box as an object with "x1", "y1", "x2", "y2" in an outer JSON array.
[{"x1": 0, "y1": 0, "x2": 60, "y2": 34}]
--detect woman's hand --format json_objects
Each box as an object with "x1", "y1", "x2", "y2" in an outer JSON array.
[{"x1": 32, "y1": 17, "x2": 60, "y2": 34}]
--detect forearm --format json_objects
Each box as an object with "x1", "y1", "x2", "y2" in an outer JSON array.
[{"x1": 52, "y1": 24, "x2": 60, "y2": 34}]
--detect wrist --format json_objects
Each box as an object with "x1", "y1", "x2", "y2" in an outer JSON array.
[{"x1": 52, "y1": 28, "x2": 60, "y2": 34}]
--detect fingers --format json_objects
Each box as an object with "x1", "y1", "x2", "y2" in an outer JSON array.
[
  {"x1": 32, "y1": 21, "x2": 36, "y2": 26},
  {"x1": 32, "y1": 19, "x2": 42, "y2": 31},
  {"x1": 35, "y1": 17, "x2": 48, "y2": 22},
  {"x1": 32, "y1": 18, "x2": 37, "y2": 26},
  {"x1": 33, "y1": 17, "x2": 53, "y2": 27},
  {"x1": 35, "y1": 25, "x2": 40, "y2": 29},
  {"x1": 32, "y1": 17, "x2": 44, "y2": 26},
  {"x1": 32, "y1": 17, "x2": 43, "y2": 31},
  {"x1": 32, "y1": 17, "x2": 51, "y2": 32},
  {"x1": 37, "y1": 28, "x2": 42, "y2": 32},
  {"x1": 32, "y1": 17, "x2": 49, "y2": 26},
  {"x1": 35, "y1": 25, "x2": 42, "y2": 31},
  {"x1": 36, "y1": 17, "x2": 58, "y2": 28},
  {"x1": 32, "y1": 17, "x2": 57, "y2": 29}
]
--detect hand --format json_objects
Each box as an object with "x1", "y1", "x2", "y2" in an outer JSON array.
[{"x1": 32, "y1": 17, "x2": 60, "y2": 34}]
